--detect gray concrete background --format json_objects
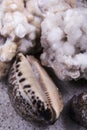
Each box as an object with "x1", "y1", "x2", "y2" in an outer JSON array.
[{"x1": 0, "y1": 0, "x2": 87, "y2": 130}]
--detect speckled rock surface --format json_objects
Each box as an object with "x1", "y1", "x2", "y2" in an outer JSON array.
[{"x1": 0, "y1": 76, "x2": 87, "y2": 130}]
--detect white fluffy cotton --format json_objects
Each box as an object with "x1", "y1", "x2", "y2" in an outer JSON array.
[
  {"x1": 0, "y1": 0, "x2": 72, "y2": 63},
  {"x1": 41, "y1": 8, "x2": 87, "y2": 80},
  {"x1": 0, "y1": 0, "x2": 87, "y2": 80}
]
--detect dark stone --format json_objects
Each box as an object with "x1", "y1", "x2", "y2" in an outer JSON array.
[{"x1": 70, "y1": 92, "x2": 87, "y2": 128}]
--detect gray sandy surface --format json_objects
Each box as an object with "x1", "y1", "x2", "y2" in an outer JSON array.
[
  {"x1": 0, "y1": 0, "x2": 87, "y2": 130},
  {"x1": 0, "y1": 77, "x2": 87, "y2": 130}
]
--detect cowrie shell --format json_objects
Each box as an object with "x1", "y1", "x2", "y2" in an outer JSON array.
[{"x1": 8, "y1": 53, "x2": 63, "y2": 124}]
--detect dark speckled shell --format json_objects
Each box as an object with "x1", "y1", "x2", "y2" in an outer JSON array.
[{"x1": 70, "y1": 92, "x2": 87, "y2": 128}]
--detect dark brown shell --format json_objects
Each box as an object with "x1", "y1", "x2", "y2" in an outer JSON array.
[{"x1": 70, "y1": 91, "x2": 87, "y2": 128}]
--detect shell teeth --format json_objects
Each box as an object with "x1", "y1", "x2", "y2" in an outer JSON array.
[{"x1": 8, "y1": 53, "x2": 63, "y2": 124}]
